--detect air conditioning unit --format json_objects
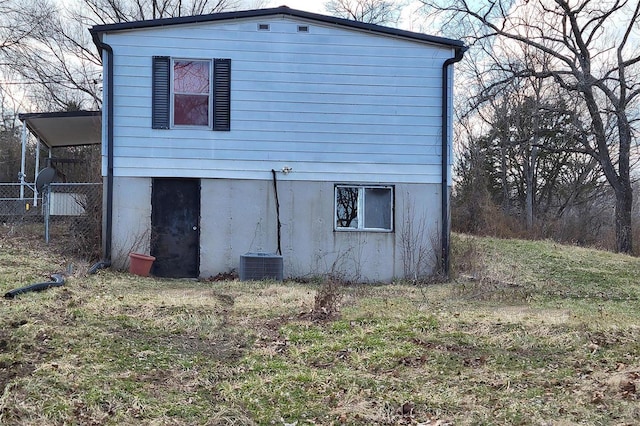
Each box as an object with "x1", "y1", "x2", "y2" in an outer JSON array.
[{"x1": 239, "y1": 253, "x2": 283, "y2": 281}]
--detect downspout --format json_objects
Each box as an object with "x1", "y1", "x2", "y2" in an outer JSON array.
[
  {"x1": 441, "y1": 46, "x2": 466, "y2": 278},
  {"x1": 89, "y1": 34, "x2": 114, "y2": 274}
]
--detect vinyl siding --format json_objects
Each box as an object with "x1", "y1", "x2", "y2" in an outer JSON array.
[{"x1": 103, "y1": 16, "x2": 454, "y2": 183}]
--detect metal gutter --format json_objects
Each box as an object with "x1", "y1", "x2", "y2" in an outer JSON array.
[
  {"x1": 18, "y1": 111, "x2": 101, "y2": 120},
  {"x1": 89, "y1": 32, "x2": 114, "y2": 272},
  {"x1": 441, "y1": 46, "x2": 467, "y2": 278}
]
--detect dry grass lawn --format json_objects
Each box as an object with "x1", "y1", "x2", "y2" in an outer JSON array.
[{"x1": 1, "y1": 228, "x2": 640, "y2": 425}]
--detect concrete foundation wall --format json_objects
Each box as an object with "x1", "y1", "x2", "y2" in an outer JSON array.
[
  {"x1": 110, "y1": 177, "x2": 152, "y2": 269},
  {"x1": 110, "y1": 176, "x2": 442, "y2": 281}
]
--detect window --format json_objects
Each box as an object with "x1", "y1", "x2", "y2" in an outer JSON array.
[
  {"x1": 173, "y1": 60, "x2": 210, "y2": 126},
  {"x1": 335, "y1": 185, "x2": 393, "y2": 231},
  {"x1": 152, "y1": 56, "x2": 231, "y2": 131}
]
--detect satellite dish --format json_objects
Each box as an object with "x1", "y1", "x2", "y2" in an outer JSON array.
[{"x1": 36, "y1": 167, "x2": 57, "y2": 192}]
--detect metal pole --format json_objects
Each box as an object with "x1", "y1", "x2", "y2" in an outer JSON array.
[
  {"x1": 34, "y1": 138, "x2": 40, "y2": 207},
  {"x1": 44, "y1": 185, "x2": 50, "y2": 244},
  {"x1": 20, "y1": 122, "x2": 27, "y2": 199}
]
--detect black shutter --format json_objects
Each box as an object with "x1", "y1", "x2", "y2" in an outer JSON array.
[
  {"x1": 152, "y1": 56, "x2": 170, "y2": 129},
  {"x1": 213, "y1": 58, "x2": 231, "y2": 131}
]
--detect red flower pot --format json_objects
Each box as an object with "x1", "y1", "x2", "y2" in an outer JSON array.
[{"x1": 129, "y1": 253, "x2": 156, "y2": 277}]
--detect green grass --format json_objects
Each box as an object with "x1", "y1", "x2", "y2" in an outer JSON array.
[{"x1": 1, "y1": 230, "x2": 640, "y2": 424}]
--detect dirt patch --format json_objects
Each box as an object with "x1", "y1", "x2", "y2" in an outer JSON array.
[
  {"x1": 166, "y1": 332, "x2": 249, "y2": 361},
  {"x1": 210, "y1": 291, "x2": 235, "y2": 306},
  {"x1": 108, "y1": 319, "x2": 250, "y2": 363},
  {"x1": 204, "y1": 271, "x2": 239, "y2": 282},
  {"x1": 605, "y1": 369, "x2": 640, "y2": 399},
  {"x1": 0, "y1": 327, "x2": 38, "y2": 394},
  {"x1": 0, "y1": 361, "x2": 35, "y2": 392}
]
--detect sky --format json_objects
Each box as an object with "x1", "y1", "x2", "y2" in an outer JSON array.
[
  {"x1": 265, "y1": 1, "x2": 326, "y2": 13},
  {"x1": 263, "y1": 0, "x2": 432, "y2": 33}
]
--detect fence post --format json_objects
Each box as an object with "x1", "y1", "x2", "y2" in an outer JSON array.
[
  {"x1": 20, "y1": 122, "x2": 27, "y2": 199},
  {"x1": 44, "y1": 185, "x2": 50, "y2": 244},
  {"x1": 34, "y1": 138, "x2": 40, "y2": 207}
]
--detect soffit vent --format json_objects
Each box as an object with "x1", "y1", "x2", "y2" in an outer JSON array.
[{"x1": 239, "y1": 253, "x2": 283, "y2": 281}]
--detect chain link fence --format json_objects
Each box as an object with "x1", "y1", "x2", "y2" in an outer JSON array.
[
  {"x1": 0, "y1": 183, "x2": 40, "y2": 217},
  {"x1": 0, "y1": 182, "x2": 102, "y2": 260}
]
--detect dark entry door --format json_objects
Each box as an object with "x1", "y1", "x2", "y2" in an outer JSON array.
[{"x1": 151, "y1": 178, "x2": 200, "y2": 278}]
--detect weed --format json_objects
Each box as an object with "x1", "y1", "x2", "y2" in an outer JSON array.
[{"x1": 311, "y1": 276, "x2": 344, "y2": 321}]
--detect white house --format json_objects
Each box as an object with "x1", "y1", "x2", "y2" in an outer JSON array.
[{"x1": 89, "y1": 6, "x2": 465, "y2": 281}]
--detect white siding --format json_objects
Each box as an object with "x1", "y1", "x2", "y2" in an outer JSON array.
[{"x1": 104, "y1": 16, "x2": 453, "y2": 183}]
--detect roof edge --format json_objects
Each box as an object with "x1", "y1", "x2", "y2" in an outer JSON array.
[
  {"x1": 18, "y1": 110, "x2": 101, "y2": 121},
  {"x1": 89, "y1": 6, "x2": 464, "y2": 48}
]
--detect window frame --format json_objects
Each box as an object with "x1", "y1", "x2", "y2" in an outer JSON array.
[
  {"x1": 153, "y1": 56, "x2": 230, "y2": 131},
  {"x1": 170, "y1": 58, "x2": 213, "y2": 129},
  {"x1": 334, "y1": 184, "x2": 394, "y2": 232}
]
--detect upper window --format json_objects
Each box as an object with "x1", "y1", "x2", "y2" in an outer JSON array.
[
  {"x1": 152, "y1": 56, "x2": 231, "y2": 131},
  {"x1": 335, "y1": 185, "x2": 393, "y2": 231},
  {"x1": 173, "y1": 60, "x2": 211, "y2": 127}
]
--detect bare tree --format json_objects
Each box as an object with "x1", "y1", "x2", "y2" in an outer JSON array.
[
  {"x1": 324, "y1": 0, "x2": 405, "y2": 25},
  {"x1": 0, "y1": 1, "x2": 54, "y2": 179},
  {"x1": 422, "y1": 0, "x2": 640, "y2": 254},
  {"x1": 77, "y1": 0, "x2": 241, "y2": 24},
  {"x1": 8, "y1": 9, "x2": 102, "y2": 110},
  {"x1": 0, "y1": 86, "x2": 29, "y2": 182},
  {"x1": 4, "y1": 0, "x2": 247, "y2": 111},
  {"x1": 0, "y1": 0, "x2": 53, "y2": 54}
]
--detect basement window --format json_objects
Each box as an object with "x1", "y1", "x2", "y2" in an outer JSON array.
[{"x1": 335, "y1": 185, "x2": 393, "y2": 231}]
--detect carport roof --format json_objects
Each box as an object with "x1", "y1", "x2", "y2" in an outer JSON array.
[{"x1": 18, "y1": 111, "x2": 101, "y2": 148}]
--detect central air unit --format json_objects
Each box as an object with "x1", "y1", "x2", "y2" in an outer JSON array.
[{"x1": 239, "y1": 253, "x2": 284, "y2": 281}]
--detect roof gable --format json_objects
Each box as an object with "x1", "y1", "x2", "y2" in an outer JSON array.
[{"x1": 89, "y1": 6, "x2": 464, "y2": 49}]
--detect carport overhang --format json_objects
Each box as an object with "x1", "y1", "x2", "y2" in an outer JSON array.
[
  {"x1": 19, "y1": 110, "x2": 101, "y2": 149},
  {"x1": 16, "y1": 110, "x2": 102, "y2": 202}
]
